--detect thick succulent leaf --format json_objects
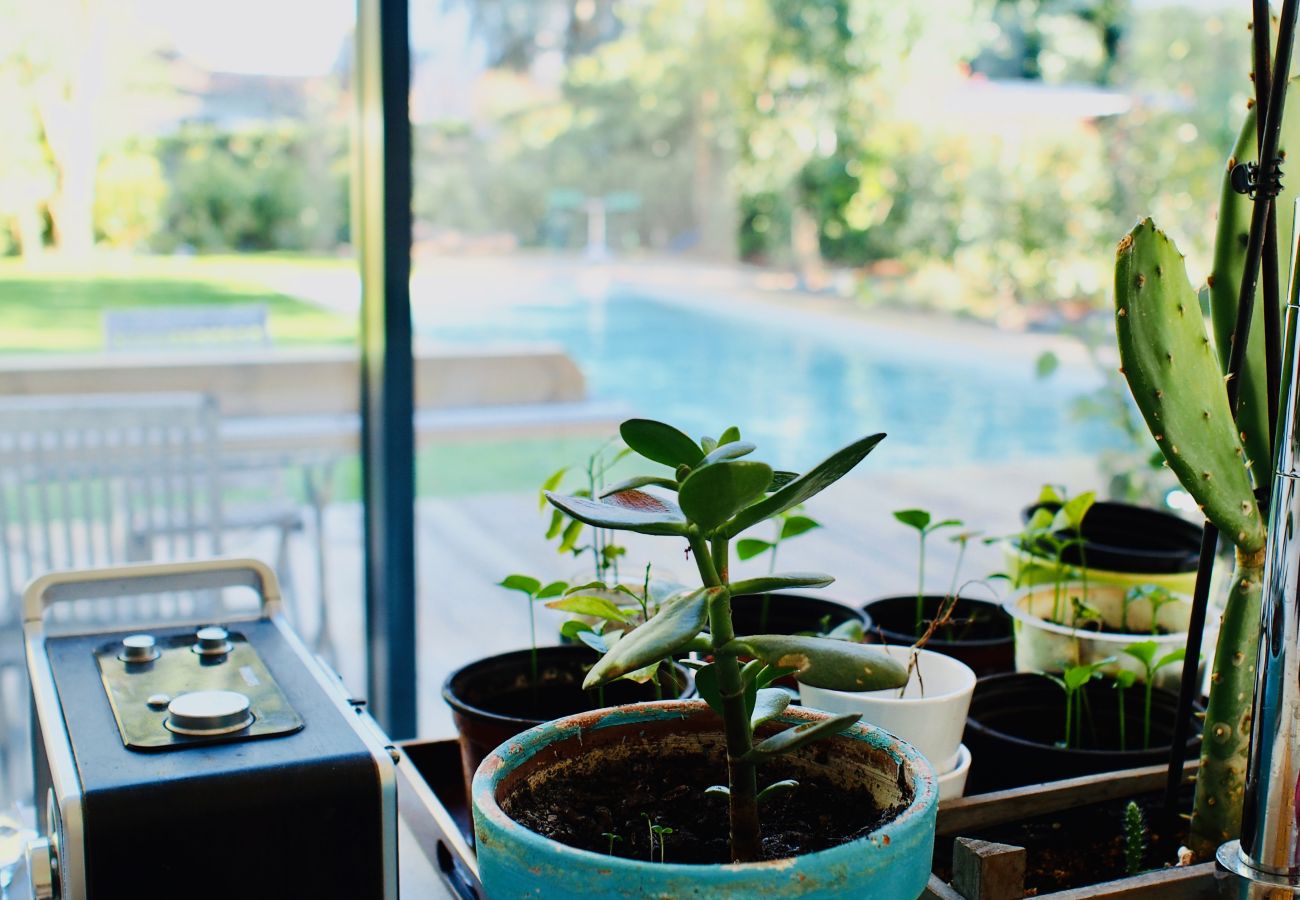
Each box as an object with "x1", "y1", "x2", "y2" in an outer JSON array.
[
  {"x1": 768, "y1": 471, "x2": 799, "y2": 491},
  {"x1": 545, "y1": 490, "x2": 688, "y2": 537},
  {"x1": 704, "y1": 784, "x2": 730, "y2": 797},
  {"x1": 694, "y1": 663, "x2": 723, "y2": 717},
  {"x1": 678, "y1": 460, "x2": 773, "y2": 534},
  {"x1": 729, "y1": 572, "x2": 833, "y2": 596},
  {"x1": 825, "y1": 619, "x2": 866, "y2": 642},
  {"x1": 701, "y1": 436, "x2": 718, "y2": 454},
  {"x1": 559, "y1": 620, "x2": 593, "y2": 641},
  {"x1": 701, "y1": 441, "x2": 757, "y2": 466},
  {"x1": 743, "y1": 712, "x2": 861, "y2": 761},
  {"x1": 723, "y1": 634, "x2": 908, "y2": 691},
  {"x1": 758, "y1": 779, "x2": 799, "y2": 802},
  {"x1": 751, "y1": 688, "x2": 791, "y2": 729},
  {"x1": 735, "y1": 538, "x2": 774, "y2": 561},
  {"x1": 582, "y1": 587, "x2": 715, "y2": 688},
  {"x1": 499, "y1": 574, "x2": 540, "y2": 596},
  {"x1": 599, "y1": 475, "x2": 679, "y2": 496},
  {"x1": 544, "y1": 594, "x2": 633, "y2": 623},
  {"x1": 620, "y1": 419, "x2": 705, "y2": 468},
  {"x1": 576, "y1": 630, "x2": 609, "y2": 653},
  {"x1": 719, "y1": 426, "x2": 741, "y2": 445},
  {"x1": 723, "y1": 434, "x2": 886, "y2": 538}
]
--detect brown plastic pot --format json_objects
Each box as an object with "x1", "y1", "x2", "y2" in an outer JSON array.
[
  {"x1": 442, "y1": 645, "x2": 693, "y2": 804},
  {"x1": 862, "y1": 594, "x2": 1014, "y2": 677}
]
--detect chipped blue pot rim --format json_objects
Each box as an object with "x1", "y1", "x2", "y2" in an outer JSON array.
[{"x1": 472, "y1": 699, "x2": 939, "y2": 879}]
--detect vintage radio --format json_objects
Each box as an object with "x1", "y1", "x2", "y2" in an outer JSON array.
[{"x1": 21, "y1": 559, "x2": 398, "y2": 900}]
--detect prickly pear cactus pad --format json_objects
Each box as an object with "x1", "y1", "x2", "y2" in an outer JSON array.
[
  {"x1": 1208, "y1": 79, "x2": 1300, "y2": 480},
  {"x1": 1114, "y1": 219, "x2": 1265, "y2": 554}
]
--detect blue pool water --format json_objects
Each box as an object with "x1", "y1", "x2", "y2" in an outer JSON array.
[{"x1": 422, "y1": 288, "x2": 1129, "y2": 469}]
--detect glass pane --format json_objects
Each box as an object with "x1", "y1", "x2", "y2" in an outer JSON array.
[
  {"x1": 411, "y1": 2, "x2": 1242, "y2": 735},
  {"x1": 0, "y1": 0, "x2": 363, "y2": 803}
]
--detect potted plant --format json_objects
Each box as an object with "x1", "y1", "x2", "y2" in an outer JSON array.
[
  {"x1": 863, "y1": 508, "x2": 1013, "y2": 676},
  {"x1": 963, "y1": 647, "x2": 1200, "y2": 793},
  {"x1": 471, "y1": 419, "x2": 939, "y2": 897},
  {"x1": 443, "y1": 572, "x2": 695, "y2": 801},
  {"x1": 1007, "y1": 484, "x2": 1202, "y2": 596},
  {"x1": 1004, "y1": 580, "x2": 1196, "y2": 691}
]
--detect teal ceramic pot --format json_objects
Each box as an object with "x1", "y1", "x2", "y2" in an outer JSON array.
[{"x1": 472, "y1": 700, "x2": 938, "y2": 899}]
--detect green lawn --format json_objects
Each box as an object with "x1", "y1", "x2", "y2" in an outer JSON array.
[{"x1": 0, "y1": 255, "x2": 356, "y2": 353}]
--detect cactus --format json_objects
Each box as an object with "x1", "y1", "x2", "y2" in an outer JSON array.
[
  {"x1": 1208, "y1": 77, "x2": 1300, "y2": 482},
  {"x1": 1123, "y1": 800, "x2": 1147, "y2": 876},
  {"x1": 1114, "y1": 219, "x2": 1266, "y2": 859}
]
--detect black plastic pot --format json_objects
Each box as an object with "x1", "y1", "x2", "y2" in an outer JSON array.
[
  {"x1": 728, "y1": 591, "x2": 867, "y2": 637},
  {"x1": 861, "y1": 594, "x2": 1014, "y2": 677},
  {"x1": 443, "y1": 645, "x2": 694, "y2": 802},
  {"x1": 1023, "y1": 500, "x2": 1201, "y2": 575},
  {"x1": 963, "y1": 672, "x2": 1202, "y2": 793}
]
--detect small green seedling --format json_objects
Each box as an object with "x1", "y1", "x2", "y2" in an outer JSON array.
[
  {"x1": 1112, "y1": 669, "x2": 1138, "y2": 751},
  {"x1": 1121, "y1": 584, "x2": 1179, "y2": 635},
  {"x1": 1123, "y1": 640, "x2": 1186, "y2": 749},
  {"x1": 1070, "y1": 595, "x2": 1105, "y2": 632},
  {"x1": 1046, "y1": 657, "x2": 1116, "y2": 749},
  {"x1": 1123, "y1": 800, "x2": 1147, "y2": 876},
  {"x1": 643, "y1": 814, "x2": 673, "y2": 863},
  {"x1": 602, "y1": 831, "x2": 623, "y2": 856},
  {"x1": 893, "y1": 508, "x2": 964, "y2": 635},
  {"x1": 547, "y1": 419, "x2": 907, "y2": 862},
  {"x1": 498, "y1": 575, "x2": 568, "y2": 685},
  {"x1": 1016, "y1": 485, "x2": 1096, "y2": 620}
]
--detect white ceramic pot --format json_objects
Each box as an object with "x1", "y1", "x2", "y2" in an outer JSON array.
[
  {"x1": 937, "y1": 744, "x2": 971, "y2": 801},
  {"x1": 798, "y1": 647, "x2": 976, "y2": 774},
  {"x1": 1004, "y1": 581, "x2": 1195, "y2": 692}
]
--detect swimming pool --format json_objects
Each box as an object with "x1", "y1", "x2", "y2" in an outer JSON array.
[{"x1": 421, "y1": 286, "x2": 1128, "y2": 469}]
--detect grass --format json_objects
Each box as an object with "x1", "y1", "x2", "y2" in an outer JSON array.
[{"x1": 0, "y1": 254, "x2": 356, "y2": 353}]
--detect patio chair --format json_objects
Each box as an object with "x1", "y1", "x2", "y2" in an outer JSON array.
[{"x1": 0, "y1": 392, "x2": 306, "y2": 805}]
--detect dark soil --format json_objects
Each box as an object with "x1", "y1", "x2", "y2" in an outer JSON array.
[
  {"x1": 1055, "y1": 619, "x2": 1172, "y2": 637},
  {"x1": 934, "y1": 790, "x2": 1191, "y2": 895},
  {"x1": 503, "y1": 750, "x2": 905, "y2": 865}
]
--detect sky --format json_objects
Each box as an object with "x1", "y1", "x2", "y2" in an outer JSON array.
[{"x1": 140, "y1": 0, "x2": 356, "y2": 77}]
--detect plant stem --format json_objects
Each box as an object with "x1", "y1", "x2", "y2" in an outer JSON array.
[
  {"x1": 528, "y1": 596, "x2": 538, "y2": 688},
  {"x1": 1064, "y1": 690, "x2": 1073, "y2": 748},
  {"x1": 915, "y1": 530, "x2": 926, "y2": 636},
  {"x1": 1117, "y1": 685, "x2": 1127, "y2": 751},
  {"x1": 689, "y1": 530, "x2": 761, "y2": 863},
  {"x1": 1143, "y1": 678, "x2": 1152, "y2": 751}
]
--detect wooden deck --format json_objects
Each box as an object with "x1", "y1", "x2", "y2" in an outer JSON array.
[{"x1": 293, "y1": 454, "x2": 1107, "y2": 738}]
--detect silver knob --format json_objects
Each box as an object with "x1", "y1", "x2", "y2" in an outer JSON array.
[
  {"x1": 24, "y1": 837, "x2": 54, "y2": 900},
  {"x1": 165, "y1": 690, "x2": 253, "y2": 736},
  {"x1": 119, "y1": 634, "x2": 158, "y2": 663},
  {"x1": 193, "y1": 626, "x2": 232, "y2": 656}
]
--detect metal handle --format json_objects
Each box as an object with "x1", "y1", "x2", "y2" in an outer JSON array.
[{"x1": 22, "y1": 558, "x2": 282, "y2": 625}]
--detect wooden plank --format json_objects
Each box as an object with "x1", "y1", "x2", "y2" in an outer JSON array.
[
  {"x1": 925, "y1": 873, "x2": 969, "y2": 900},
  {"x1": 952, "y1": 837, "x2": 1026, "y2": 900},
  {"x1": 937, "y1": 759, "x2": 1198, "y2": 837},
  {"x1": 1044, "y1": 862, "x2": 1218, "y2": 899}
]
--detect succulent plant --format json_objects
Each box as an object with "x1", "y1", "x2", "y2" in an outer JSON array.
[
  {"x1": 545, "y1": 418, "x2": 907, "y2": 863},
  {"x1": 1114, "y1": 218, "x2": 1267, "y2": 859}
]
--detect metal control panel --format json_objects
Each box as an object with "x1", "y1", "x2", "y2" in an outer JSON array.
[{"x1": 93, "y1": 625, "x2": 304, "y2": 751}]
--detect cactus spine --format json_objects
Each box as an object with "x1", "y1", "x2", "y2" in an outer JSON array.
[{"x1": 1114, "y1": 218, "x2": 1266, "y2": 859}]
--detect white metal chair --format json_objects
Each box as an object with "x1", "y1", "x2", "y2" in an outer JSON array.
[{"x1": 0, "y1": 391, "x2": 323, "y2": 807}]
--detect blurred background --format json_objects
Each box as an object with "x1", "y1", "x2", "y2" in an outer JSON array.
[{"x1": 0, "y1": 0, "x2": 1252, "y2": 744}]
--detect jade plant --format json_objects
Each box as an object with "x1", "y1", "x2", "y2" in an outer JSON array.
[
  {"x1": 1115, "y1": 217, "x2": 1268, "y2": 858},
  {"x1": 545, "y1": 418, "x2": 907, "y2": 863}
]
